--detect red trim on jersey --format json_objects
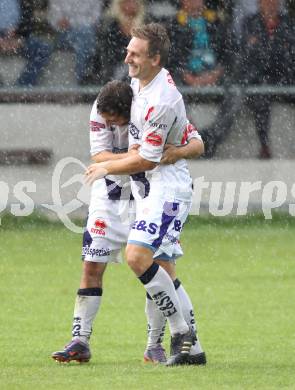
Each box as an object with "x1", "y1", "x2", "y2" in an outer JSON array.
[
  {"x1": 181, "y1": 123, "x2": 199, "y2": 145},
  {"x1": 90, "y1": 121, "x2": 106, "y2": 131},
  {"x1": 145, "y1": 106, "x2": 155, "y2": 121}
]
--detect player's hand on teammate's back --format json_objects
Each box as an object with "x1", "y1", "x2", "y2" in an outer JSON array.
[
  {"x1": 85, "y1": 162, "x2": 109, "y2": 185},
  {"x1": 160, "y1": 144, "x2": 181, "y2": 165}
]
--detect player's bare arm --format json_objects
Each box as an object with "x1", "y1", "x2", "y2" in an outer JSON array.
[
  {"x1": 161, "y1": 138, "x2": 204, "y2": 165},
  {"x1": 91, "y1": 147, "x2": 139, "y2": 163},
  {"x1": 86, "y1": 153, "x2": 156, "y2": 184}
]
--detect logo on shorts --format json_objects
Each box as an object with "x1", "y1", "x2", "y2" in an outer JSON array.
[
  {"x1": 82, "y1": 246, "x2": 111, "y2": 257},
  {"x1": 165, "y1": 233, "x2": 178, "y2": 244},
  {"x1": 91, "y1": 218, "x2": 107, "y2": 236}
]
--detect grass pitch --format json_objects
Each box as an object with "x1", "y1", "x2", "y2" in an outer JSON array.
[{"x1": 0, "y1": 214, "x2": 294, "y2": 389}]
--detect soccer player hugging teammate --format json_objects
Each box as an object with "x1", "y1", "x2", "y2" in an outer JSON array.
[
  {"x1": 51, "y1": 82, "x2": 133, "y2": 364},
  {"x1": 85, "y1": 23, "x2": 206, "y2": 366}
]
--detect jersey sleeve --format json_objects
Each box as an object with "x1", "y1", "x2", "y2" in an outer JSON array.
[
  {"x1": 89, "y1": 101, "x2": 113, "y2": 156},
  {"x1": 181, "y1": 121, "x2": 202, "y2": 145},
  {"x1": 139, "y1": 105, "x2": 176, "y2": 163},
  {"x1": 128, "y1": 123, "x2": 142, "y2": 150}
]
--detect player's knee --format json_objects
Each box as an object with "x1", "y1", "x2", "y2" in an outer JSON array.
[
  {"x1": 125, "y1": 245, "x2": 141, "y2": 270},
  {"x1": 125, "y1": 244, "x2": 154, "y2": 276},
  {"x1": 82, "y1": 261, "x2": 105, "y2": 284}
]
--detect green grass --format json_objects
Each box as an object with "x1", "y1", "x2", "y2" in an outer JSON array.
[{"x1": 0, "y1": 214, "x2": 295, "y2": 389}]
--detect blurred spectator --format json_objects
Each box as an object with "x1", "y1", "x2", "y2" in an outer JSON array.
[
  {"x1": 147, "y1": 0, "x2": 177, "y2": 24},
  {"x1": 238, "y1": 0, "x2": 290, "y2": 158},
  {"x1": 165, "y1": 0, "x2": 237, "y2": 158},
  {"x1": 232, "y1": 0, "x2": 260, "y2": 44},
  {"x1": 0, "y1": 0, "x2": 20, "y2": 61},
  {"x1": 285, "y1": 0, "x2": 295, "y2": 83},
  {"x1": 233, "y1": 0, "x2": 286, "y2": 43},
  {"x1": 241, "y1": 0, "x2": 289, "y2": 86},
  {"x1": 200, "y1": 0, "x2": 290, "y2": 159},
  {"x1": 0, "y1": 0, "x2": 52, "y2": 87},
  {"x1": 48, "y1": 0, "x2": 102, "y2": 85},
  {"x1": 92, "y1": 0, "x2": 147, "y2": 84},
  {"x1": 167, "y1": 0, "x2": 230, "y2": 87},
  {"x1": 16, "y1": 0, "x2": 53, "y2": 86},
  {"x1": 204, "y1": 0, "x2": 234, "y2": 22}
]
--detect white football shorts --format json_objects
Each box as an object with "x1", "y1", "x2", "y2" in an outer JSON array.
[
  {"x1": 82, "y1": 199, "x2": 134, "y2": 263},
  {"x1": 128, "y1": 196, "x2": 191, "y2": 260}
]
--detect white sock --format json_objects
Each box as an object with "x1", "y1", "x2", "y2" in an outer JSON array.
[
  {"x1": 72, "y1": 288, "x2": 102, "y2": 344},
  {"x1": 175, "y1": 281, "x2": 203, "y2": 354},
  {"x1": 141, "y1": 265, "x2": 189, "y2": 336},
  {"x1": 175, "y1": 282, "x2": 197, "y2": 333},
  {"x1": 145, "y1": 294, "x2": 166, "y2": 348}
]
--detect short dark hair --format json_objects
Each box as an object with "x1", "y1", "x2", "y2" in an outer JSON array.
[
  {"x1": 131, "y1": 23, "x2": 170, "y2": 67},
  {"x1": 96, "y1": 80, "x2": 133, "y2": 119}
]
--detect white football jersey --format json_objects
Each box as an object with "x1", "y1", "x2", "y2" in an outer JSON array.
[
  {"x1": 89, "y1": 100, "x2": 131, "y2": 202},
  {"x1": 129, "y1": 68, "x2": 201, "y2": 201}
]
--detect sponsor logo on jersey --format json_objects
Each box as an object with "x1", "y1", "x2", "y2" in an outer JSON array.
[
  {"x1": 148, "y1": 120, "x2": 167, "y2": 129},
  {"x1": 91, "y1": 218, "x2": 107, "y2": 235},
  {"x1": 181, "y1": 122, "x2": 199, "y2": 145},
  {"x1": 145, "y1": 106, "x2": 155, "y2": 121},
  {"x1": 90, "y1": 121, "x2": 106, "y2": 132},
  {"x1": 129, "y1": 122, "x2": 140, "y2": 140},
  {"x1": 145, "y1": 131, "x2": 163, "y2": 146}
]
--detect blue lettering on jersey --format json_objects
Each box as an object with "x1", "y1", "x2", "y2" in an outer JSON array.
[{"x1": 129, "y1": 122, "x2": 140, "y2": 140}]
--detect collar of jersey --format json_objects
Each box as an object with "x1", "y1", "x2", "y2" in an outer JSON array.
[{"x1": 134, "y1": 68, "x2": 166, "y2": 95}]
